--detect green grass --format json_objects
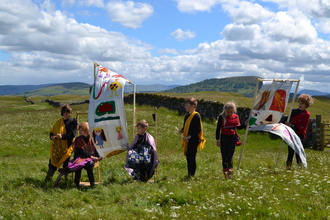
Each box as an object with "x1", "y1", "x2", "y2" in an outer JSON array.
[{"x1": 0, "y1": 95, "x2": 330, "y2": 219}]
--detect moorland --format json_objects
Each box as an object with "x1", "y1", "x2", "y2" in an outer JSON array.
[{"x1": 0, "y1": 92, "x2": 330, "y2": 219}]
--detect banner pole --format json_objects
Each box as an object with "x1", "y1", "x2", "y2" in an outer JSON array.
[
  {"x1": 287, "y1": 80, "x2": 300, "y2": 122},
  {"x1": 133, "y1": 83, "x2": 136, "y2": 140},
  {"x1": 93, "y1": 63, "x2": 99, "y2": 81},
  {"x1": 274, "y1": 140, "x2": 284, "y2": 173},
  {"x1": 237, "y1": 78, "x2": 261, "y2": 170}
]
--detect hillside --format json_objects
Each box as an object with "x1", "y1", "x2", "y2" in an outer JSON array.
[
  {"x1": 163, "y1": 76, "x2": 260, "y2": 97},
  {"x1": 2, "y1": 76, "x2": 329, "y2": 97},
  {"x1": 13, "y1": 82, "x2": 92, "y2": 96},
  {"x1": 124, "y1": 84, "x2": 179, "y2": 93},
  {"x1": 0, "y1": 83, "x2": 179, "y2": 96},
  {"x1": 299, "y1": 89, "x2": 329, "y2": 96},
  {"x1": 0, "y1": 84, "x2": 55, "y2": 95}
]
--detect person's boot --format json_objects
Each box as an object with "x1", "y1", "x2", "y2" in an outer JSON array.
[
  {"x1": 297, "y1": 158, "x2": 303, "y2": 169},
  {"x1": 228, "y1": 168, "x2": 233, "y2": 178},
  {"x1": 286, "y1": 161, "x2": 292, "y2": 170},
  {"x1": 223, "y1": 168, "x2": 229, "y2": 179},
  {"x1": 297, "y1": 163, "x2": 303, "y2": 169},
  {"x1": 44, "y1": 169, "x2": 56, "y2": 182}
]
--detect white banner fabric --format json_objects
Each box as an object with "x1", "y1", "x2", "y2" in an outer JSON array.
[
  {"x1": 249, "y1": 123, "x2": 307, "y2": 168},
  {"x1": 88, "y1": 66, "x2": 130, "y2": 158},
  {"x1": 249, "y1": 80, "x2": 293, "y2": 127}
]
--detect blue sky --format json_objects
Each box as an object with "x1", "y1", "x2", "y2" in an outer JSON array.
[{"x1": 0, "y1": 0, "x2": 330, "y2": 93}]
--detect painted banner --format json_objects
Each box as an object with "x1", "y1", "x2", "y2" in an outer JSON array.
[
  {"x1": 249, "y1": 80, "x2": 293, "y2": 126},
  {"x1": 247, "y1": 80, "x2": 307, "y2": 167},
  {"x1": 88, "y1": 65, "x2": 131, "y2": 158},
  {"x1": 249, "y1": 123, "x2": 307, "y2": 168}
]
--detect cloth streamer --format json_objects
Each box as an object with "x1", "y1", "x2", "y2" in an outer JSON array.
[{"x1": 249, "y1": 123, "x2": 307, "y2": 168}]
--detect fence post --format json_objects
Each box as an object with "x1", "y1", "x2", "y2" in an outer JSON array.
[
  {"x1": 315, "y1": 115, "x2": 322, "y2": 150},
  {"x1": 320, "y1": 120, "x2": 325, "y2": 151}
]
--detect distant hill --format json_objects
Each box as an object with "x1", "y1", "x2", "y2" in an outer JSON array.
[
  {"x1": 298, "y1": 89, "x2": 329, "y2": 96},
  {"x1": 124, "y1": 84, "x2": 179, "y2": 93},
  {"x1": 0, "y1": 82, "x2": 179, "y2": 96},
  {"x1": 0, "y1": 84, "x2": 54, "y2": 96},
  {"x1": 164, "y1": 76, "x2": 260, "y2": 97},
  {"x1": 6, "y1": 82, "x2": 92, "y2": 96},
  {"x1": 2, "y1": 78, "x2": 329, "y2": 97}
]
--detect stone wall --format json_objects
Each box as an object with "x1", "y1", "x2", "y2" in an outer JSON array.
[{"x1": 124, "y1": 93, "x2": 250, "y2": 123}]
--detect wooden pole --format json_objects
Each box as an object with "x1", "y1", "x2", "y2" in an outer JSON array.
[
  {"x1": 237, "y1": 77, "x2": 260, "y2": 170},
  {"x1": 93, "y1": 63, "x2": 99, "y2": 80},
  {"x1": 286, "y1": 80, "x2": 300, "y2": 123},
  {"x1": 133, "y1": 83, "x2": 136, "y2": 140}
]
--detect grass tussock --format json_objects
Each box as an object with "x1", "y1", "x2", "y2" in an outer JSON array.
[{"x1": 0, "y1": 95, "x2": 330, "y2": 219}]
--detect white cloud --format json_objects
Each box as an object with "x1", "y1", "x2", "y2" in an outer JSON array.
[
  {"x1": 175, "y1": 0, "x2": 223, "y2": 12},
  {"x1": 79, "y1": 0, "x2": 105, "y2": 8},
  {"x1": 40, "y1": 0, "x2": 57, "y2": 13},
  {"x1": 105, "y1": 1, "x2": 153, "y2": 29},
  {"x1": 221, "y1": 24, "x2": 260, "y2": 41},
  {"x1": 0, "y1": 6, "x2": 151, "y2": 58},
  {"x1": 222, "y1": 1, "x2": 274, "y2": 24},
  {"x1": 171, "y1": 29, "x2": 196, "y2": 41},
  {"x1": 158, "y1": 48, "x2": 179, "y2": 55},
  {"x1": 61, "y1": 0, "x2": 76, "y2": 8},
  {"x1": 315, "y1": 18, "x2": 330, "y2": 34},
  {"x1": 264, "y1": 0, "x2": 330, "y2": 32},
  {"x1": 0, "y1": 0, "x2": 330, "y2": 93},
  {"x1": 262, "y1": 11, "x2": 317, "y2": 44}
]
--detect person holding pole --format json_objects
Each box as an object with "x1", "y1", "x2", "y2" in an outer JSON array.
[
  {"x1": 216, "y1": 102, "x2": 246, "y2": 178},
  {"x1": 280, "y1": 94, "x2": 314, "y2": 169}
]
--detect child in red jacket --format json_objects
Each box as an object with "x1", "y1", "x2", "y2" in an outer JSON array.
[{"x1": 282, "y1": 94, "x2": 314, "y2": 169}]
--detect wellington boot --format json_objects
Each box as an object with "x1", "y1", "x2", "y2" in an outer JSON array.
[
  {"x1": 297, "y1": 163, "x2": 303, "y2": 169},
  {"x1": 228, "y1": 168, "x2": 233, "y2": 178},
  {"x1": 223, "y1": 168, "x2": 229, "y2": 179},
  {"x1": 286, "y1": 161, "x2": 292, "y2": 170},
  {"x1": 44, "y1": 169, "x2": 56, "y2": 182}
]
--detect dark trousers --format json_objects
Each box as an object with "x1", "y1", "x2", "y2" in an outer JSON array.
[
  {"x1": 220, "y1": 134, "x2": 236, "y2": 169},
  {"x1": 287, "y1": 136, "x2": 304, "y2": 165},
  {"x1": 48, "y1": 157, "x2": 70, "y2": 171},
  {"x1": 186, "y1": 140, "x2": 198, "y2": 176},
  {"x1": 74, "y1": 161, "x2": 95, "y2": 187}
]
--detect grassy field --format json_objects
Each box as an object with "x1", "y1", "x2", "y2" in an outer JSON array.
[{"x1": 0, "y1": 94, "x2": 330, "y2": 220}]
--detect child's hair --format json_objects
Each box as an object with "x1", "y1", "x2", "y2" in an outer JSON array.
[
  {"x1": 221, "y1": 102, "x2": 237, "y2": 119},
  {"x1": 61, "y1": 104, "x2": 72, "y2": 116},
  {"x1": 78, "y1": 122, "x2": 90, "y2": 135},
  {"x1": 298, "y1": 94, "x2": 314, "y2": 108},
  {"x1": 185, "y1": 97, "x2": 197, "y2": 108},
  {"x1": 136, "y1": 119, "x2": 148, "y2": 128}
]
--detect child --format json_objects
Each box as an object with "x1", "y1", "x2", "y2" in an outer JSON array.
[
  {"x1": 281, "y1": 94, "x2": 314, "y2": 169},
  {"x1": 73, "y1": 122, "x2": 102, "y2": 188},
  {"x1": 45, "y1": 104, "x2": 77, "y2": 182},
  {"x1": 124, "y1": 120, "x2": 159, "y2": 182},
  {"x1": 215, "y1": 102, "x2": 245, "y2": 178},
  {"x1": 178, "y1": 97, "x2": 206, "y2": 178}
]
